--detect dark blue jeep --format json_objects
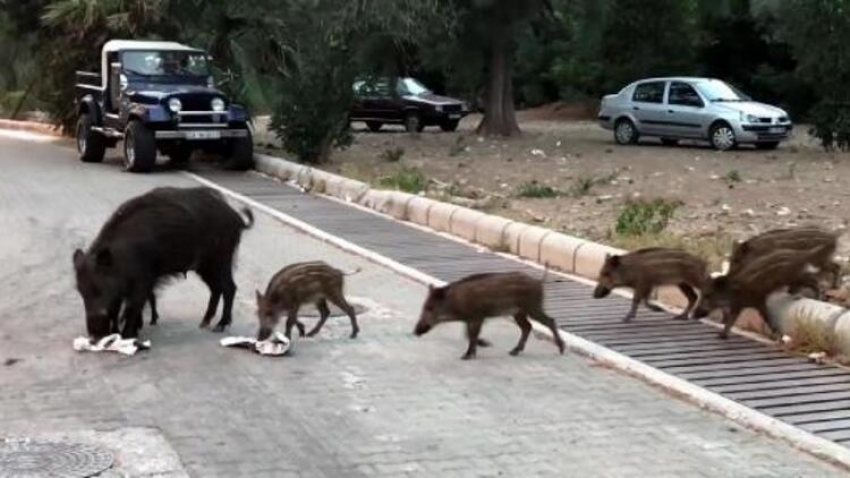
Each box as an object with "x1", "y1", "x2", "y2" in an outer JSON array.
[{"x1": 74, "y1": 40, "x2": 253, "y2": 173}]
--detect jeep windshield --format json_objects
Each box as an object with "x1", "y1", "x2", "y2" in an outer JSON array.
[{"x1": 121, "y1": 50, "x2": 210, "y2": 80}]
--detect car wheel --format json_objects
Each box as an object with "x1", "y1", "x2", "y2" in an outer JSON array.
[
  {"x1": 660, "y1": 138, "x2": 679, "y2": 147},
  {"x1": 405, "y1": 112, "x2": 424, "y2": 133},
  {"x1": 123, "y1": 121, "x2": 157, "y2": 173},
  {"x1": 223, "y1": 130, "x2": 254, "y2": 171},
  {"x1": 76, "y1": 114, "x2": 106, "y2": 163},
  {"x1": 366, "y1": 121, "x2": 383, "y2": 132},
  {"x1": 756, "y1": 141, "x2": 779, "y2": 150},
  {"x1": 710, "y1": 122, "x2": 737, "y2": 151},
  {"x1": 614, "y1": 118, "x2": 639, "y2": 145},
  {"x1": 440, "y1": 119, "x2": 460, "y2": 132}
]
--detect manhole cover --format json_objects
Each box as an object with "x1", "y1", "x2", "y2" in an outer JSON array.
[
  {"x1": 299, "y1": 302, "x2": 368, "y2": 318},
  {"x1": 0, "y1": 439, "x2": 114, "y2": 478}
]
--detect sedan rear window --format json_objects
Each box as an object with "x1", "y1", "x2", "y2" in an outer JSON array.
[{"x1": 632, "y1": 82, "x2": 665, "y2": 104}]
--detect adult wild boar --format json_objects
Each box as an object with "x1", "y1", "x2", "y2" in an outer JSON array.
[{"x1": 72, "y1": 186, "x2": 253, "y2": 339}]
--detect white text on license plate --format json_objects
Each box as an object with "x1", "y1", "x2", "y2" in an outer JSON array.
[
  {"x1": 186, "y1": 130, "x2": 221, "y2": 140},
  {"x1": 449, "y1": 114, "x2": 461, "y2": 119},
  {"x1": 768, "y1": 127, "x2": 785, "y2": 134}
]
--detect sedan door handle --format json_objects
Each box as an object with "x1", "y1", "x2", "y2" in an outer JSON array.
[
  {"x1": 668, "y1": 110, "x2": 675, "y2": 113},
  {"x1": 632, "y1": 106, "x2": 640, "y2": 111}
]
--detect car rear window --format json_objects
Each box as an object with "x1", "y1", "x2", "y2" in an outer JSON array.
[{"x1": 632, "y1": 82, "x2": 665, "y2": 104}]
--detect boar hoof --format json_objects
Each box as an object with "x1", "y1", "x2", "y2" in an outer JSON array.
[
  {"x1": 718, "y1": 331, "x2": 730, "y2": 340},
  {"x1": 509, "y1": 347, "x2": 522, "y2": 356},
  {"x1": 349, "y1": 331, "x2": 359, "y2": 339},
  {"x1": 306, "y1": 330, "x2": 319, "y2": 338},
  {"x1": 476, "y1": 338, "x2": 492, "y2": 348},
  {"x1": 461, "y1": 352, "x2": 476, "y2": 360},
  {"x1": 212, "y1": 324, "x2": 228, "y2": 333},
  {"x1": 622, "y1": 315, "x2": 635, "y2": 323},
  {"x1": 672, "y1": 314, "x2": 689, "y2": 321}
]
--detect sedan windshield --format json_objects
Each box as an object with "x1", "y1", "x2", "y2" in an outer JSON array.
[
  {"x1": 122, "y1": 50, "x2": 210, "y2": 78},
  {"x1": 397, "y1": 78, "x2": 431, "y2": 96},
  {"x1": 695, "y1": 80, "x2": 751, "y2": 102}
]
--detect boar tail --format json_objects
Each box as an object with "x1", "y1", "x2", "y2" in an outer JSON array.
[
  {"x1": 342, "y1": 267, "x2": 362, "y2": 276},
  {"x1": 240, "y1": 207, "x2": 254, "y2": 229}
]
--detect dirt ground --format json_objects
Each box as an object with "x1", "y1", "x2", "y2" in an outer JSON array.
[{"x1": 256, "y1": 108, "x2": 850, "y2": 274}]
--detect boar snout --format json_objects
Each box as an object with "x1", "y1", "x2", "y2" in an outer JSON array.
[
  {"x1": 86, "y1": 313, "x2": 111, "y2": 340},
  {"x1": 257, "y1": 326, "x2": 274, "y2": 342},
  {"x1": 413, "y1": 320, "x2": 433, "y2": 336},
  {"x1": 592, "y1": 284, "x2": 611, "y2": 298}
]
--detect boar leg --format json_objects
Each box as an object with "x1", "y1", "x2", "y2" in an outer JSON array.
[
  {"x1": 328, "y1": 291, "x2": 360, "y2": 339},
  {"x1": 213, "y1": 272, "x2": 237, "y2": 333},
  {"x1": 306, "y1": 299, "x2": 330, "y2": 338},
  {"x1": 198, "y1": 267, "x2": 223, "y2": 329},
  {"x1": 462, "y1": 319, "x2": 484, "y2": 360},
  {"x1": 284, "y1": 308, "x2": 301, "y2": 339},
  {"x1": 719, "y1": 305, "x2": 742, "y2": 339},
  {"x1": 149, "y1": 293, "x2": 159, "y2": 326},
  {"x1": 510, "y1": 313, "x2": 532, "y2": 356},
  {"x1": 120, "y1": 290, "x2": 147, "y2": 338},
  {"x1": 108, "y1": 298, "x2": 123, "y2": 334},
  {"x1": 625, "y1": 285, "x2": 650, "y2": 322},
  {"x1": 529, "y1": 309, "x2": 566, "y2": 354},
  {"x1": 672, "y1": 283, "x2": 698, "y2": 321}
]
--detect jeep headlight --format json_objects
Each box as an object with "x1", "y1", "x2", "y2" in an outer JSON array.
[
  {"x1": 168, "y1": 98, "x2": 182, "y2": 113},
  {"x1": 211, "y1": 98, "x2": 226, "y2": 112}
]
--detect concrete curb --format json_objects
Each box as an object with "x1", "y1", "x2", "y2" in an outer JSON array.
[
  {"x1": 185, "y1": 170, "x2": 850, "y2": 473},
  {"x1": 248, "y1": 151, "x2": 850, "y2": 354}
]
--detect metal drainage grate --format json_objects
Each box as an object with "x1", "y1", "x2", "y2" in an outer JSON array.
[
  {"x1": 299, "y1": 302, "x2": 367, "y2": 318},
  {"x1": 0, "y1": 439, "x2": 114, "y2": 478}
]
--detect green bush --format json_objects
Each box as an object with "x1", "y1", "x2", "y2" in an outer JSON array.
[
  {"x1": 378, "y1": 168, "x2": 427, "y2": 193},
  {"x1": 615, "y1": 198, "x2": 683, "y2": 236},
  {"x1": 516, "y1": 180, "x2": 560, "y2": 198}
]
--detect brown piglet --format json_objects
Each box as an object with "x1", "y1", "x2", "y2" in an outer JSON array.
[
  {"x1": 729, "y1": 226, "x2": 841, "y2": 292},
  {"x1": 413, "y1": 267, "x2": 565, "y2": 360},
  {"x1": 256, "y1": 261, "x2": 360, "y2": 341},
  {"x1": 694, "y1": 245, "x2": 829, "y2": 339},
  {"x1": 592, "y1": 247, "x2": 711, "y2": 322}
]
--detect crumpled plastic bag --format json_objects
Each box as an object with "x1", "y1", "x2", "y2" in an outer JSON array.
[
  {"x1": 220, "y1": 331, "x2": 291, "y2": 356},
  {"x1": 73, "y1": 334, "x2": 151, "y2": 356}
]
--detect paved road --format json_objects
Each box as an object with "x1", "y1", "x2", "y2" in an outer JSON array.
[{"x1": 0, "y1": 130, "x2": 845, "y2": 477}]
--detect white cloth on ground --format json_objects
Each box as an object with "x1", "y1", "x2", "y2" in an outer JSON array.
[
  {"x1": 73, "y1": 334, "x2": 151, "y2": 356},
  {"x1": 220, "y1": 331, "x2": 291, "y2": 356}
]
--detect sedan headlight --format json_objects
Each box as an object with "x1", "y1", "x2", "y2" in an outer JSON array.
[
  {"x1": 740, "y1": 113, "x2": 759, "y2": 124},
  {"x1": 168, "y1": 98, "x2": 182, "y2": 113},
  {"x1": 211, "y1": 98, "x2": 226, "y2": 112},
  {"x1": 434, "y1": 104, "x2": 443, "y2": 112}
]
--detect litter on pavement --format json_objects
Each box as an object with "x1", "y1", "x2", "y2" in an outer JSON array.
[
  {"x1": 73, "y1": 334, "x2": 151, "y2": 356},
  {"x1": 221, "y1": 331, "x2": 291, "y2": 356}
]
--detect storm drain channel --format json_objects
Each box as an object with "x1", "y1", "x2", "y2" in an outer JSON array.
[
  {"x1": 0, "y1": 439, "x2": 114, "y2": 477},
  {"x1": 197, "y1": 169, "x2": 850, "y2": 446}
]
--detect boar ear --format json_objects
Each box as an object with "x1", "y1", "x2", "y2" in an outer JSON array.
[
  {"x1": 95, "y1": 248, "x2": 113, "y2": 269},
  {"x1": 255, "y1": 289, "x2": 264, "y2": 303},
  {"x1": 430, "y1": 286, "x2": 447, "y2": 299},
  {"x1": 609, "y1": 255, "x2": 621, "y2": 268},
  {"x1": 72, "y1": 249, "x2": 85, "y2": 270}
]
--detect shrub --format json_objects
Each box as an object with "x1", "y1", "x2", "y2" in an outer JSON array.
[
  {"x1": 615, "y1": 198, "x2": 683, "y2": 236},
  {"x1": 516, "y1": 180, "x2": 560, "y2": 198},
  {"x1": 379, "y1": 146, "x2": 405, "y2": 163},
  {"x1": 377, "y1": 168, "x2": 427, "y2": 193}
]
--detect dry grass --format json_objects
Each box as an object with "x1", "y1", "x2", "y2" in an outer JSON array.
[{"x1": 783, "y1": 312, "x2": 838, "y2": 356}]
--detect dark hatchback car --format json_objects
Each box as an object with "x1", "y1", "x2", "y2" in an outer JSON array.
[{"x1": 351, "y1": 77, "x2": 469, "y2": 132}]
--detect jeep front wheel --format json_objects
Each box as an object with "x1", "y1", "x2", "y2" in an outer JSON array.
[
  {"x1": 223, "y1": 131, "x2": 254, "y2": 171},
  {"x1": 123, "y1": 121, "x2": 157, "y2": 173},
  {"x1": 76, "y1": 114, "x2": 106, "y2": 163}
]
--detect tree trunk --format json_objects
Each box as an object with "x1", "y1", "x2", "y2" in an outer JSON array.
[
  {"x1": 476, "y1": 34, "x2": 521, "y2": 137},
  {"x1": 10, "y1": 80, "x2": 36, "y2": 120}
]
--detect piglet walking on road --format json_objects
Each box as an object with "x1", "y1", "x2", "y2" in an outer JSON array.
[
  {"x1": 256, "y1": 261, "x2": 361, "y2": 341},
  {"x1": 414, "y1": 267, "x2": 565, "y2": 360}
]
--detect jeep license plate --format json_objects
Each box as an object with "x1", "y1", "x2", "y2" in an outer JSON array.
[
  {"x1": 449, "y1": 114, "x2": 461, "y2": 120},
  {"x1": 186, "y1": 130, "x2": 221, "y2": 140},
  {"x1": 768, "y1": 127, "x2": 785, "y2": 134}
]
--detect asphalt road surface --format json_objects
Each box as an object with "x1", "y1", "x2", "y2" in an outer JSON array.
[{"x1": 0, "y1": 129, "x2": 845, "y2": 477}]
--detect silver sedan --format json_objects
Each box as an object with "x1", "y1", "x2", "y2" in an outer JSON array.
[{"x1": 597, "y1": 77, "x2": 792, "y2": 150}]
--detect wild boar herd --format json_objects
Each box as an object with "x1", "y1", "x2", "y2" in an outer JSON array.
[{"x1": 73, "y1": 186, "x2": 843, "y2": 360}]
